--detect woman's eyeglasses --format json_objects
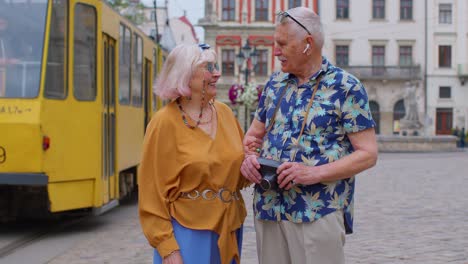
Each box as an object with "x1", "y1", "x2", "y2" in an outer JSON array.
[
  {"x1": 198, "y1": 44, "x2": 219, "y2": 73},
  {"x1": 205, "y1": 62, "x2": 219, "y2": 74},
  {"x1": 276, "y1": 11, "x2": 312, "y2": 36}
]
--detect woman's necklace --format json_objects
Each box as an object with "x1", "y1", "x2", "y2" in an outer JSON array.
[
  {"x1": 178, "y1": 102, "x2": 213, "y2": 125},
  {"x1": 176, "y1": 97, "x2": 210, "y2": 129}
]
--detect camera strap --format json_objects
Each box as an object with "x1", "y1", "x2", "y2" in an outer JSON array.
[{"x1": 266, "y1": 76, "x2": 322, "y2": 136}]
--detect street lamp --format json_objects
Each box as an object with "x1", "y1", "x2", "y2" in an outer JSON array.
[
  {"x1": 236, "y1": 40, "x2": 258, "y2": 130},
  {"x1": 236, "y1": 40, "x2": 258, "y2": 86}
]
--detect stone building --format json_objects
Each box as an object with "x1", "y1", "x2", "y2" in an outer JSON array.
[
  {"x1": 426, "y1": 0, "x2": 468, "y2": 135},
  {"x1": 200, "y1": 0, "x2": 468, "y2": 135},
  {"x1": 199, "y1": 0, "x2": 318, "y2": 130},
  {"x1": 320, "y1": 0, "x2": 425, "y2": 135}
]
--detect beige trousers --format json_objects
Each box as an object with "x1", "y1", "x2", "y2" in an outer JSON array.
[{"x1": 254, "y1": 210, "x2": 346, "y2": 264}]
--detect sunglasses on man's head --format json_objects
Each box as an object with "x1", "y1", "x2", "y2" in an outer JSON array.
[{"x1": 276, "y1": 11, "x2": 312, "y2": 36}]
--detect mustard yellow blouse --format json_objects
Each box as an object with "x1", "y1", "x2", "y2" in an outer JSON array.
[{"x1": 138, "y1": 100, "x2": 249, "y2": 264}]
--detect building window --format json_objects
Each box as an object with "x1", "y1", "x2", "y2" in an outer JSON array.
[
  {"x1": 439, "y1": 86, "x2": 451, "y2": 98},
  {"x1": 399, "y1": 45, "x2": 412, "y2": 66},
  {"x1": 150, "y1": 11, "x2": 156, "y2": 21},
  {"x1": 438, "y1": 45, "x2": 451, "y2": 68},
  {"x1": 336, "y1": 0, "x2": 349, "y2": 19},
  {"x1": 255, "y1": 0, "x2": 269, "y2": 21},
  {"x1": 335, "y1": 45, "x2": 349, "y2": 66},
  {"x1": 256, "y1": 49, "x2": 268, "y2": 76},
  {"x1": 439, "y1": 4, "x2": 452, "y2": 24},
  {"x1": 372, "y1": 0, "x2": 385, "y2": 19},
  {"x1": 222, "y1": 0, "x2": 235, "y2": 21},
  {"x1": 372, "y1": 45, "x2": 385, "y2": 75},
  {"x1": 400, "y1": 0, "x2": 413, "y2": 20},
  {"x1": 289, "y1": 0, "x2": 302, "y2": 8},
  {"x1": 222, "y1": 49, "x2": 235, "y2": 76}
]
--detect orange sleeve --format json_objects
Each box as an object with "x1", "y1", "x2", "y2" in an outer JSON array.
[{"x1": 138, "y1": 113, "x2": 179, "y2": 258}]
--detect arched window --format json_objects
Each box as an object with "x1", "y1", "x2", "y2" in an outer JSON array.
[
  {"x1": 393, "y1": 99, "x2": 406, "y2": 134},
  {"x1": 369, "y1": 101, "x2": 380, "y2": 134}
]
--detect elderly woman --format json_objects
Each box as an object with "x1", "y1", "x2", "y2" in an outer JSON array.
[{"x1": 138, "y1": 44, "x2": 256, "y2": 264}]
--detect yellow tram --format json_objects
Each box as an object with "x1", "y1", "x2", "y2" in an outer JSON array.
[{"x1": 0, "y1": 0, "x2": 163, "y2": 218}]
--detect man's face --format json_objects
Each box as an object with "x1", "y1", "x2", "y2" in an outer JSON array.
[{"x1": 273, "y1": 24, "x2": 306, "y2": 75}]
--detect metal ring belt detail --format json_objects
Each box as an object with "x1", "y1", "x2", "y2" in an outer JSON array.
[{"x1": 180, "y1": 188, "x2": 240, "y2": 203}]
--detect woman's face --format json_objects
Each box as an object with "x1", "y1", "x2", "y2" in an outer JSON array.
[{"x1": 189, "y1": 60, "x2": 221, "y2": 100}]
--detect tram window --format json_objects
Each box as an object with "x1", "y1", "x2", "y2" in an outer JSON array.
[
  {"x1": 45, "y1": 0, "x2": 67, "y2": 99},
  {"x1": 119, "y1": 24, "x2": 131, "y2": 105},
  {"x1": 131, "y1": 33, "x2": 142, "y2": 107},
  {"x1": 152, "y1": 48, "x2": 157, "y2": 111},
  {"x1": 1, "y1": 0, "x2": 47, "y2": 98},
  {"x1": 73, "y1": 4, "x2": 96, "y2": 101}
]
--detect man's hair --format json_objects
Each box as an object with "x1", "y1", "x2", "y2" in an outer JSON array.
[
  {"x1": 154, "y1": 44, "x2": 217, "y2": 100},
  {"x1": 277, "y1": 7, "x2": 324, "y2": 49}
]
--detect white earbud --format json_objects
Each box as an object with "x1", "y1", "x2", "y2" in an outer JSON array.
[{"x1": 302, "y1": 44, "x2": 310, "y2": 54}]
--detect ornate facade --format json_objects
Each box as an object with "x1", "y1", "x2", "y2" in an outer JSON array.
[{"x1": 200, "y1": 0, "x2": 468, "y2": 135}]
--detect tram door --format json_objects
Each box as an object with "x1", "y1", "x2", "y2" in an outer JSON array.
[
  {"x1": 102, "y1": 35, "x2": 117, "y2": 203},
  {"x1": 144, "y1": 59, "x2": 151, "y2": 128}
]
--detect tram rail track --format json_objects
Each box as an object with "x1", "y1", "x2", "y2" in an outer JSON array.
[{"x1": 0, "y1": 216, "x2": 89, "y2": 259}]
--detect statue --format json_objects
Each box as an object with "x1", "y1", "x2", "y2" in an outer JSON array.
[{"x1": 400, "y1": 82, "x2": 423, "y2": 135}]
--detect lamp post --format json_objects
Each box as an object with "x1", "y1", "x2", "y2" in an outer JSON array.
[{"x1": 236, "y1": 40, "x2": 258, "y2": 130}]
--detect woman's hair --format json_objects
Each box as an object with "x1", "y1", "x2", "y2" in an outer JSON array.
[
  {"x1": 154, "y1": 44, "x2": 217, "y2": 100},
  {"x1": 279, "y1": 7, "x2": 324, "y2": 49}
]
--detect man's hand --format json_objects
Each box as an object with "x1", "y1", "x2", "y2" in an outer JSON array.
[
  {"x1": 240, "y1": 155, "x2": 262, "y2": 184},
  {"x1": 277, "y1": 162, "x2": 322, "y2": 190}
]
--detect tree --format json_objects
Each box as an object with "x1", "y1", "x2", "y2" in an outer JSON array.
[{"x1": 106, "y1": 0, "x2": 146, "y2": 25}]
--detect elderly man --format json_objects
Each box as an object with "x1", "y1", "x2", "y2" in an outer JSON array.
[{"x1": 241, "y1": 7, "x2": 378, "y2": 264}]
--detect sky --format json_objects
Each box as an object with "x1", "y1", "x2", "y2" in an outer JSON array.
[{"x1": 141, "y1": 0, "x2": 205, "y2": 41}]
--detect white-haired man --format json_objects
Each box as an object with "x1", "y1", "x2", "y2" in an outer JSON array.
[{"x1": 241, "y1": 7, "x2": 378, "y2": 264}]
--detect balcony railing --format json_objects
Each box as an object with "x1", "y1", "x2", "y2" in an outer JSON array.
[{"x1": 340, "y1": 65, "x2": 421, "y2": 81}]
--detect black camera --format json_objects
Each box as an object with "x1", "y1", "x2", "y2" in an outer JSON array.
[{"x1": 257, "y1": 158, "x2": 282, "y2": 191}]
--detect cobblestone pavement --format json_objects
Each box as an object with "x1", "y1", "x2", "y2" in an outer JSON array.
[{"x1": 48, "y1": 152, "x2": 468, "y2": 264}]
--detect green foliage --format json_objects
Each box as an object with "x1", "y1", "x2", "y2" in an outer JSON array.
[
  {"x1": 107, "y1": 0, "x2": 129, "y2": 9},
  {"x1": 106, "y1": 0, "x2": 145, "y2": 25}
]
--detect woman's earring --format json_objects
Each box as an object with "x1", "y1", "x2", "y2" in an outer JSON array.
[{"x1": 201, "y1": 81, "x2": 206, "y2": 104}]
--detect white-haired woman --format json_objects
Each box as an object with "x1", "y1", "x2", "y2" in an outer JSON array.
[{"x1": 138, "y1": 44, "x2": 258, "y2": 264}]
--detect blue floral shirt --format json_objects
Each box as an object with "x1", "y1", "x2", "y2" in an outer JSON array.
[{"x1": 254, "y1": 57, "x2": 375, "y2": 234}]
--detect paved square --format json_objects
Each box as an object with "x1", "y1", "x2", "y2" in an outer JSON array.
[{"x1": 47, "y1": 151, "x2": 468, "y2": 264}]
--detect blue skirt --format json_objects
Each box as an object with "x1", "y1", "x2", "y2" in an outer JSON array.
[{"x1": 153, "y1": 219, "x2": 243, "y2": 264}]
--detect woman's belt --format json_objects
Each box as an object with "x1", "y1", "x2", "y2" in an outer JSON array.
[{"x1": 180, "y1": 188, "x2": 240, "y2": 203}]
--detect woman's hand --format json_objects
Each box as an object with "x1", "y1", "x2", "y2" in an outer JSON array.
[
  {"x1": 240, "y1": 155, "x2": 262, "y2": 184},
  {"x1": 243, "y1": 135, "x2": 263, "y2": 156},
  {"x1": 162, "y1": 250, "x2": 183, "y2": 264}
]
